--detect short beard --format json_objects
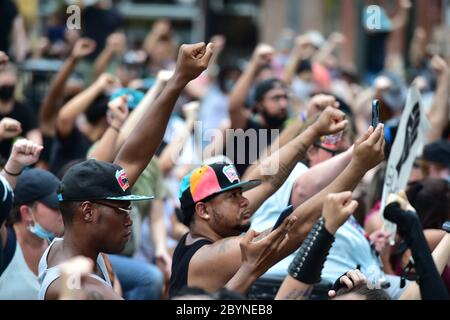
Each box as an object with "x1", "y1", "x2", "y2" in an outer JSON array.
[{"x1": 261, "y1": 109, "x2": 287, "y2": 128}]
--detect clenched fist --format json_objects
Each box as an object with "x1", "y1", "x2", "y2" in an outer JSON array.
[{"x1": 173, "y1": 42, "x2": 214, "y2": 85}]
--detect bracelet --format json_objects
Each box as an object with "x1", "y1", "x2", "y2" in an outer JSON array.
[
  {"x1": 3, "y1": 166, "x2": 23, "y2": 176},
  {"x1": 288, "y1": 217, "x2": 335, "y2": 284},
  {"x1": 110, "y1": 125, "x2": 120, "y2": 133}
]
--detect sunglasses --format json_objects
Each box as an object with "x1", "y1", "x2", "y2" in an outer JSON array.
[{"x1": 92, "y1": 201, "x2": 132, "y2": 215}]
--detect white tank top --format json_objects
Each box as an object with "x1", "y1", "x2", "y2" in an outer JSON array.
[
  {"x1": 38, "y1": 238, "x2": 112, "y2": 300},
  {"x1": 0, "y1": 241, "x2": 40, "y2": 300}
]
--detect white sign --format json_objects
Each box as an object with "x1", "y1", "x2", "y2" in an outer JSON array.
[{"x1": 381, "y1": 87, "x2": 430, "y2": 243}]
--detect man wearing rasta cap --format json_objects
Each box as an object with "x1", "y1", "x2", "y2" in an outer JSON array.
[
  {"x1": 169, "y1": 102, "x2": 386, "y2": 296},
  {"x1": 227, "y1": 44, "x2": 290, "y2": 176},
  {"x1": 37, "y1": 41, "x2": 215, "y2": 300}
]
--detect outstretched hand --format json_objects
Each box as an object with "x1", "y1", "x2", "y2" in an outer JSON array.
[
  {"x1": 239, "y1": 215, "x2": 297, "y2": 278},
  {"x1": 351, "y1": 124, "x2": 385, "y2": 171}
]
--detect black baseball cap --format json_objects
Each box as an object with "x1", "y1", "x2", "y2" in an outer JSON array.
[
  {"x1": 178, "y1": 162, "x2": 261, "y2": 225},
  {"x1": 57, "y1": 159, "x2": 153, "y2": 202},
  {"x1": 15, "y1": 169, "x2": 60, "y2": 209},
  {"x1": 254, "y1": 78, "x2": 286, "y2": 102},
  {"x1": 422, "y1": 139, "x2": 450, "y2": 168}
]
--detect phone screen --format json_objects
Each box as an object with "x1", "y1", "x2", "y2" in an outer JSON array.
[
  {"x1": 272, "y1": 205, "x2": 294, "y2": 231},
  {"x1": 371, "y1": 100, "x2": 380, "y2": 128}
]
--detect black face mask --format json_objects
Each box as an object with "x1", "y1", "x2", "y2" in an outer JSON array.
[
  {"x1": 261, "y1": 109, "x2": 287, "y2": 129},
  {"x1": 0, "y1": 85, "x2": 15, "y2": 102}
]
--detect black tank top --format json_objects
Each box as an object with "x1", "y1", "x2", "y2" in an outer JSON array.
[{"x1": 169, "y1": 232, "x2": 212, "y2": 298}]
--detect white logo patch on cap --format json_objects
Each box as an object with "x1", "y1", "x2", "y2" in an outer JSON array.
[{"x1": 222, "y1": 165, "x2": 239, "y2": 183}]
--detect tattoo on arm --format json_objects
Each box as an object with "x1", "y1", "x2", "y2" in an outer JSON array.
[
  {"x1": 282, "y1": 286, "x2": 313, "y2": 300},
  {"x1": 88, "y1": 290, "x2": 105, "y2": 300},
  {"x1": 217, "y1": 238, "x2": 231, "y2": 254},
  {"x1": 266, "y1": 142, "x2": 308, "y2": 189}
]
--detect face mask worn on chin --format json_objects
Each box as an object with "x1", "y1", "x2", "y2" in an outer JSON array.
[
  {"x1": 0, "y1": 85, "x2": 15, "y2": 101},
  {"x1": 27, "y1": 222, "x2": 56, "y2": 241}
]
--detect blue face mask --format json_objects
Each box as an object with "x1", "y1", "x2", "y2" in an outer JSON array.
[{"x1": 28, "y1": 222, "x2": 55, "y2": 240}]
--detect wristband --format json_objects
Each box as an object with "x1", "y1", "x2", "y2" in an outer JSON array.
[
  {"x1": 3, "y1": 166, "x2": 23, "y2": 176},
  {"x1": 288, "y1": 217, "x2": 335, "y2": 284}
]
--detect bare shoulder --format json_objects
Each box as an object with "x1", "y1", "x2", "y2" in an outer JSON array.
[
  {"x1": 46, "y1": 274, "x2": 122, "y2": 300},
  {"x1": 188, "y1": 236, "x2": 243, "y2": 292}
]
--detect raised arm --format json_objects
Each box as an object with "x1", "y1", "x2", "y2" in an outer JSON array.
[
  {"x1": 243, "y1": 94, "x2": 340, "y2": 169},
  {"x1": 158, "y1": 101, "x2": 199, "y2": 176},
  {"x1": 93, "y1": 32, "x2": 126, "y2": 80},
  {"x1": 228, "y1": 44, "x2": 274, "y2": 130},
  {"x1": 280, "y1": 125, "x2": 385, "y2": 256},
  {"x1": 114, "y1": 42, "x2": 214, "y2": 186},
  {"x1": 427, "y1": 55, "x2": 449, "y2": 143},
  {"x1": 115, "y1": 70, "x2": 173, "y2": 149},
  {"x1": 275, "y1": 191, "x2": 357, "y2": 300},
  {"x1": 56, "y1": 73, "x2": 117, "y2": 138},
  {"x1": 244, "y1": 106, "x2": 347, "y2": 214},
  {"x1": 0, "y1": 139, "x2": 42, "y2": 249},
  {"x1": 88, "y1": 95, "x2": 129, "y2": 161},
  {"x1": 39, "y1": 38, "x2": 96, "y2": 136}
]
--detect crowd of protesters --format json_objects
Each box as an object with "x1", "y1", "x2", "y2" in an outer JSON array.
[{"x1": 0, "y1": 0, "x2": 449, "y2": 300}]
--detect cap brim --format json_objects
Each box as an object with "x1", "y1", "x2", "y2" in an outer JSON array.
[
  {"x1": 105, "y1": 195, "x2": 154, "y2": 201},
  {"x1": 218, "y1": 179, "x2": 262, "y2": 194},
  {"x1": 40, "y1": 193, "x2": 59, "y2": 210}
]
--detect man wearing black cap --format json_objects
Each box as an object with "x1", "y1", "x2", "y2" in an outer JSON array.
[
  {"x1": 0, "y1": 139, "x2": 60, "y2": 299},
  {"x1": 228, "y1": 44, "x2": 289, "y2": 176},
  {"x1": 38, "y1": 42, "x2": 215, "y2": 300},
  {"x1": 169, "y1": 103, "x2": 386, "y2": 296},
  {"x1": 421, "y1": 139, "x2": 450, "y2": 181}
]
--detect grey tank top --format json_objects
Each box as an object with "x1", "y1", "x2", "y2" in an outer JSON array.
[{"x1": 37, "y1": 238, "x2": 111, "y2": 300}]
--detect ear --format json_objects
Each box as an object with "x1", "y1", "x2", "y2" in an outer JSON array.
[
  {"x1": 195, "y1": 202, "x2": 210, "y2": 221},
  {"x1": 80, "y1": 201, "x2": 94, "y2": 223},
  {"x1": 19, "y1": 205, "x2": 33, "y2": 224}
]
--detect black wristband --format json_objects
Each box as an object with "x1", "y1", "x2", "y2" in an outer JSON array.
[
  {"x1": 288, "y1": 217, "x2": 335, "y2": 284},
  {"x1": 3, "y1": 167, "x2": 23, "y2": 176}
]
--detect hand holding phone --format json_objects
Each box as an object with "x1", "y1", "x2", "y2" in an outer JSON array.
[{"x1": 272, "y1": 205, "x2": 294, "y2": 231}]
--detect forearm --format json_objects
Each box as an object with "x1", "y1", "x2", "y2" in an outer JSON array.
[
  {"x1": 400, "y1": 234, "x2": 450, "y2": 300},
  {"x1": 116, "y1": 80, "x2": 165, "y2": 147},
  {"x1": 275, "y1": 276, "x2": 313, "y2": 300},
  {"x1": 297, "y1": 146, "x2": 354, "y2": 203},
  {"x1": 93, "y1": 48, "x2": 115, "y2": 80},
  {"x1": 283, "y1": 48, "x2": 303, "y2": 85},
  {"x1": 115, "y1": 75, "x2": 187, "y2": 186},
  {"x1": 229, "y1": 62, "x2": 258, "y2": 128},
  {"x1": 26, "y1": 130, "x2": 43, "y2": 148},
  {"x1": 284, "y1": 162, "x2": 364, "y2": 254},
  {"x1": 150, "y1": 200, "x2": 168, "y2": 252},
  {"x1": 427, "y1": 75, "x2": 449, "y2": 143},
  {"x1": 88, "y1": 127, "x2": 120, "y2": 162},
  {"x1": 57, "y1": 83, "x2": 104, "y2": 134},
  {"x1": 1, "y1": 158, "x2": 25, "y2": 188},
  {"x1": 39, "y1": 55, "x2": 79, "y2": 134},
  {"x1": 245, "y1": 126, "x2": 318, "y2": 214},
  {"x1": 224, "y1": 264, "x2": 258, "y2": 295},
  {"x1": 12, "y1": 17, "x2": 27, "y2": 63},
  {"x1": 158, "y1": 118, "x2": 195, "y2": 175}
]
